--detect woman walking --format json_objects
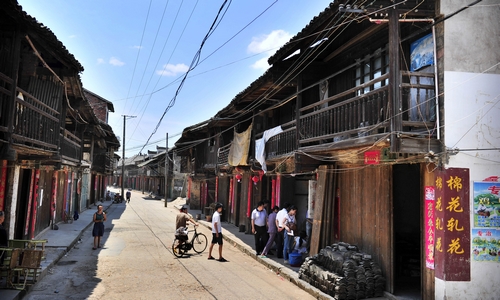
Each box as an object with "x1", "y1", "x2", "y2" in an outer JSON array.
[{"x1": 92, "y1": 205, "x2": 107, "y2": 250}]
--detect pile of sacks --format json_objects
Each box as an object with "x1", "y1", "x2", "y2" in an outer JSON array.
[{"x1": 298, "y1": 242, "x2": 385, "y2": 299}]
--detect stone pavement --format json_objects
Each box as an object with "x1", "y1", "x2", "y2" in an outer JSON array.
[{"x1": 0, "y1": 188, "x2": 391, "y2": 300}]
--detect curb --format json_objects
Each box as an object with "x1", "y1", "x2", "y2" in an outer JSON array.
[{"x1": 197, "y1": 220, "x2": 333, "y2": 300}]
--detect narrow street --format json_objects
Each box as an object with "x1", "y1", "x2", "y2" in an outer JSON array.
[{"x1": 24, "y1": 191, "x2": 315, "y2": 300}]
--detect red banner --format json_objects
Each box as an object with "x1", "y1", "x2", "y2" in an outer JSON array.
[
  {"x1": 424, "y1": 186, "x2": 435, "y2": 269},
  {"x1": 434, "y1": 168, "x2": 470, "y2": 281}
]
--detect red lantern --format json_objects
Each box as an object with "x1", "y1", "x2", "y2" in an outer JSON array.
[
  {"x1": 235, "y1": 174, "x2": 242, "y2": 182},
  {"x1": 252, "y1": 175, "x2": 259, "y2": 185}
]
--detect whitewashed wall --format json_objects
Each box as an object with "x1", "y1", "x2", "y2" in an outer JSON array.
[{"x1": 438, "y1": 1, "x2": 500, "y2": 298}]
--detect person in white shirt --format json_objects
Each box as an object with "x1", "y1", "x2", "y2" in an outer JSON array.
[
  {"x1": 251, "y1": 201, "x2": 268, "y2": 255},
  {"x1": 282, "y1": 205, "x2": 297, "y2": 263},
  {"x1": 275, "y1": 203, "x2": 290, "y2": 259},
  {"x1": 208, "y1": 203, "x2": 227, "y2": 262}
]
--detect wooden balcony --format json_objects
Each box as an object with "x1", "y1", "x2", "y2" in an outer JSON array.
[
  {"x1": 217, "y1": 143, "x2": 230, "y2": 167},
  {"x1": 60, "y1": 129, "x2": 82, "y2": 163},
  {"x1": 0, "y1": 72, "x2": 60, "y2": 154},
  {"x1": 264, "y1": 71, "x2": 437, "y2": 158},
  {"x1": 265, "y1": 123, "x2": 296, "y2": 160}
]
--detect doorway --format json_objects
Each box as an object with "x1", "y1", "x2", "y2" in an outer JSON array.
[{"x1": 393, "y1": 164, "x2": 421, "y2": 298}]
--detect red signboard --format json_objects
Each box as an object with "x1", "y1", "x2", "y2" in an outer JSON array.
[
  {"x1": 424, "y1": 186, "x2": 435, "y2": 269},
  {"x1": 364, "y1": 151, "x2": 381, "y2": 165},
  {"x1": 434, "y1": 168, "x2": 470, "y2": 281}
]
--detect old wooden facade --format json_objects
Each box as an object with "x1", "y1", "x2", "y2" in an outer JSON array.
[
  {"x1": 0, "y1": 1, "x2": 119, "y2": 240},
  {"x1": 175, "y1": 0, "x2": 445, "y2": 298}
]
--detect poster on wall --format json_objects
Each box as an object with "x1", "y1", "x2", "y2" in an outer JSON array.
[
  {"x1": 472, "y1": 228, "x2": 499, "y2": 262},
  {"x1": 473, "y1": 181, "x2": 500, "y2": 227},
  {"x1": 410, "y1": 33, "x2": 434, "y2": 71}
]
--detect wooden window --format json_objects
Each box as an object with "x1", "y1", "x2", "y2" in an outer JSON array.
[{"x1": 355, "y1": 47, "x2": 388, "y2": 96}]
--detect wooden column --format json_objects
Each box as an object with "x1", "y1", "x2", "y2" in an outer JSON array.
[{"x1": 388, "y1": 8, "x2": 401, "y2": 152}]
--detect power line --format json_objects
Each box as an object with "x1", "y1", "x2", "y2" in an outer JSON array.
[{"x1": 138, "y1": 0, "x2": 232, "y2": 155}]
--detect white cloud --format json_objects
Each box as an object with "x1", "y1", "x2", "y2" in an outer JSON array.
[
  {"x1": 156, "y1": 63, "x2": 189, "y2": 77},
  {"x1": 69, "y1": 35, "x2": 77, "y2": 39},
  {"x1": 132, "y1": 45, "x2": 143, "y2": 49},
  {"x1": 251, "y1": 57, "x2": 270, "y2": 70},
  {"x1": 97, "y1": 58, "x2": 105, "y2": 64},
  {"x1": 109, "y1": 57, "x2": 125, "y2": 66},
  {"x1": 248, "y1": 29, "x2": 292, "y2": 70}
]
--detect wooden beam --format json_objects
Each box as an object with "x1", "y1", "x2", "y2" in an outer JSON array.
[
  {"x1": 388, "y1": 8, "x2": 401, "y2": 152},
  {"x1": 310, "y1": 165, "x2": 327, "y2": 255}
]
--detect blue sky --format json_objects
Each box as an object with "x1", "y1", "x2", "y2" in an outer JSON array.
[{"x1": 17, "y1": 0, "x2": 332, "y2": 158}]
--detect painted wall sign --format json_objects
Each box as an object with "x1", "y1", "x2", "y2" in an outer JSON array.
[
  {"x1": 410, "y1": 33, "x2": 434, "y2": 71},
  {"x1": 434, "y1": 168, "x2": 470, "y2": 281},
  {"x1": 473, "y1": 181, "x2": 500, "y2": 227},
  {"x1": 472, "y1": 228, "x2": 499, "y2": 262}
]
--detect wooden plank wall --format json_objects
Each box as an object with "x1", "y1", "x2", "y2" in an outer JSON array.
[{"x1": 338, "y1": 164, "x2": 393, "y2": 292}]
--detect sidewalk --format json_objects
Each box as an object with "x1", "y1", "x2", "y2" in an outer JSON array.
[
  {"x1": 0, "y1": 197, "x2": 115, "y2": 300},
  {"x1": 0, "y1": 189, "x2": 391, "y2": 300}
]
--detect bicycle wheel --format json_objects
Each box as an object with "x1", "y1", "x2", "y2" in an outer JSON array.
[
  {"x1": 192, "y1": 233, "x2": 208, "y2": 254},
  {"x1": 172, "y1": 239, "x2": 185, "y2": 258}
]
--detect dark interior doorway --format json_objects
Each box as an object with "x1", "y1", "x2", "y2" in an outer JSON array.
[
  {"x1": 393, "y1": 164, "x2": 421, "y2": 299},
  {"x1": 15, "y1": 168, "x2": 31, "y2": 239}
]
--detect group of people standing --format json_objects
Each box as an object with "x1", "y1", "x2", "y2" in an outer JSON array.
[{"x1": 251, "y1": 201, "x2": 304, "y2": 264}]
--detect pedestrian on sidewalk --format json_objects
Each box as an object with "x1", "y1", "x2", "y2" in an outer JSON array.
[
  {"x1": 275, "y1": 203, "x2": 290, "y2": 259},
  {"x1": 260, "y1": 205, "x2": 279, "y2": 257},
  {"x1": 208, "y1": 203, "x2": 227, "y2": 262},
  {"x1": 126, "y1": 189, "x2": 131, "y2": 203},
  {"x1": 282, "y1": 205, "x2": 297, "y2": 264},
  {"x1": 251, "y1": 201, "x2": 268, "y2": 255},
  {"x1": 92, "y1": 205, "x2": 107, "y2": 250}
]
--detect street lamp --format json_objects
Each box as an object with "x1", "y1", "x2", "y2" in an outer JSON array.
[{"x1": 121, "y1": 115, "x2": 136, "y2": 201}]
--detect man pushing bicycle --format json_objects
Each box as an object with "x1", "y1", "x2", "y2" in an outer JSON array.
[{"x1": 175, "y1": 205, "x2": 199, "y2": 247}]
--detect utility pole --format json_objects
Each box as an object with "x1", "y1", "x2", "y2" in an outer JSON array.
[
  {"x1": 121, "y1": 115, "x2": 136, "y2": 201},
  {"x1": 165, "y1": 132, "x2": 168, "y2": 207}
]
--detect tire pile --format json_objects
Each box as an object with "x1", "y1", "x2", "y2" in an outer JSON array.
[{"x1": 298, "y1": 242, "x2": 385, "y2": 299}]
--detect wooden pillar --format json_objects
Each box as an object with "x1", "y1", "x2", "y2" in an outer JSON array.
[
  {"x1": 388, "y1": 8, "x2": 401, "y2": 152},
  {"x1": 310, "y1": 165, "x2": 327, "y2": 256}
]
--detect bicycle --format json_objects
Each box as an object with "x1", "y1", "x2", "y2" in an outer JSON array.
[{"x1": 172, "y1": 225, "x2": 208, "y2": 258}]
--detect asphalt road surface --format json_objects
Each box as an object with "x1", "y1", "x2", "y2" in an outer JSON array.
[{"x1": 24, "y1": 193, "x2": 315, "y2": 300}]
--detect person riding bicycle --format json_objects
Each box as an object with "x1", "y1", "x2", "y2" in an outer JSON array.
[
  {"x1": 126, "y1": 189, "x2": 131, "y2": 203},
  {"x1": 175, "y1": 205, "x2": 199, "y2": 247}
]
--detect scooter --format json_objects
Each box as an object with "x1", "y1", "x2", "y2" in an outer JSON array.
[{"x1": 113, "y1": 193, "x2": 123, "y2": 203}]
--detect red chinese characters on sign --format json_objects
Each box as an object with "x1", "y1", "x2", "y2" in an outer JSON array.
[
  {"x1": 425, "y1": 186, "x2": 435, "y2": 269},
  {"x1": 434, "y1": 168, "x2": 470, "y2": 281}
]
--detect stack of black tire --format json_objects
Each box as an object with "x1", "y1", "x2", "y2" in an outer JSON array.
[{"x1": 298, "y1": 242, "x2": 385, "y2": 299}]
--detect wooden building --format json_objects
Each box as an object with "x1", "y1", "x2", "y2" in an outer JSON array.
[
  {"x1": 175, "y1": 0, "x2": 500, "y2": 298},
  {"x1": 0, "y1": 1, "x2": 119, "y2": 240}
]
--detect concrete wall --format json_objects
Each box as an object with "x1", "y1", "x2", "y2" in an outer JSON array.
[{"x1": 439, "y1": 1, "x2": 500, "y2": 298}]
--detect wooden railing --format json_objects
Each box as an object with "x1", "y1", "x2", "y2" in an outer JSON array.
[
  {"x1": 60, "y1": 129, "x2": 81, "y2": 162},
  {"x1": 401, "y1": 71, "x2": 437, "y2": 135},
  {"x1": 0, "y1": 72, "x2": 60, "y2": 151},
  {"x1": 217, "y1": 143, "x2": 230, "y2": 166},
  {"x1": 212, "y1": 71, "x2": 437, "y2": 164},
  {"x1": 299, "y1": 74, "x2": 391, "y2": 145},
  {"x1": 262, "y1": 71, "x2": 436, "y2": 158},
  {"x1": 0, "y1": 73, "x2": 11, "y2": 132},
  {"x1": 265, "y1": 123, "x2": 296, "y2": 160}
]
